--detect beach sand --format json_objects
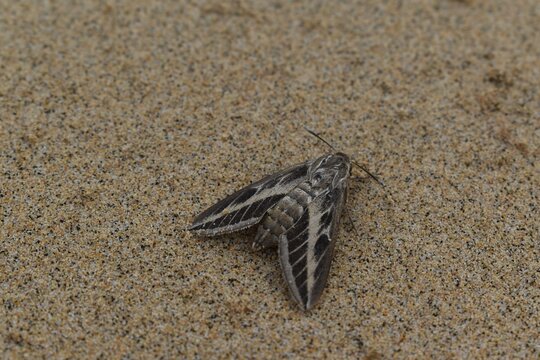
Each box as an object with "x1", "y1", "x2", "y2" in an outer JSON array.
[{"x1": 1, "y1": 0, "x2": 539, "y2": 358}]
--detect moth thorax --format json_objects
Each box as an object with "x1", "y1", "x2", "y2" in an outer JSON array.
[{"x1": 311, "y1": 169, "x2": 336, "y2": 190}]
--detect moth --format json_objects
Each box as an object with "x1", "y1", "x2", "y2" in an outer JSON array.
[{"x1": 189, "y1": 130, "x2": 382, "y2": 310}]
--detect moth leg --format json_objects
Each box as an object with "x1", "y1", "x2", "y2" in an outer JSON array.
[{"x1": 343, "y1": 202, "x2": 359, "y2": 237}]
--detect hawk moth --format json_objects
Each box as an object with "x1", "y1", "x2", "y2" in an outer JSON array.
[{"x1": 189, "y1": 131, "x2": 380, "y2": 310}]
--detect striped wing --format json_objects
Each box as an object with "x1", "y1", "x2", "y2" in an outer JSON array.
[
  {"x1": 279, "y1": 183, "x2": 347, "y2": 310},
  {"x1": 189, "y1": 162, "x2": 310, "y2": 236}
]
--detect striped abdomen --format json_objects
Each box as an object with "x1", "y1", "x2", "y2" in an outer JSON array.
[{"x1": 253, "y1": 182, "x2": 316, "y2": 249}]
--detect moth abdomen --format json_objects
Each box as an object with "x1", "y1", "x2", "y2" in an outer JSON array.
[{"x1": 253, "y1": 190, "x2": 310, "y2": 249}]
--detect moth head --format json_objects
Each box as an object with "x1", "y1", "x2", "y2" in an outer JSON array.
[
  {"x1": 305, "y1": 127, "x2": 385, "y2": 188},
  {"x1": 311, "y1": 153, "x2": 351, "y2": 188},
  {"x1": 321, "y1": 152, "x2": 351, "y2": 172}
]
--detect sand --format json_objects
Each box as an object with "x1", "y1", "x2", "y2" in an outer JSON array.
[{"x1": 1, "y1": 0, "x2": 539, "y2": 358}]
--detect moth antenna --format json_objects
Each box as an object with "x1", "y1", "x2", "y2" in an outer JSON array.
[
  {"x1": 304, "y1": 126, "x2": 385, "y2": 189},
  {"x1": 304, "y1": 127, "x2": 337, "y2": 152},
  {"x1": 351, "y1": 160, "x2": 386, "y2": 188}
]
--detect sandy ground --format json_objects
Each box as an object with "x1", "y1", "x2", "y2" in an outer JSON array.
[{"x1": 1, "y1": 0, "x2": 539, "y2": 358}]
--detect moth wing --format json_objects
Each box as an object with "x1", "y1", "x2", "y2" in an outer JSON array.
[
  {"x1": 189, "y1": 161, "x2": 310, "y2": 236},
  {"x1": 279, "y1": 182, "x2": 348, "y2": 310}
]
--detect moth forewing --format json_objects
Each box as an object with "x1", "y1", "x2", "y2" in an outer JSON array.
[
  {"x1": 189, "y1": 162, "x2": 311, "y2": 236},
  {"x1": 278, "y1": 155, "x2": 350, "y2": 310}
]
